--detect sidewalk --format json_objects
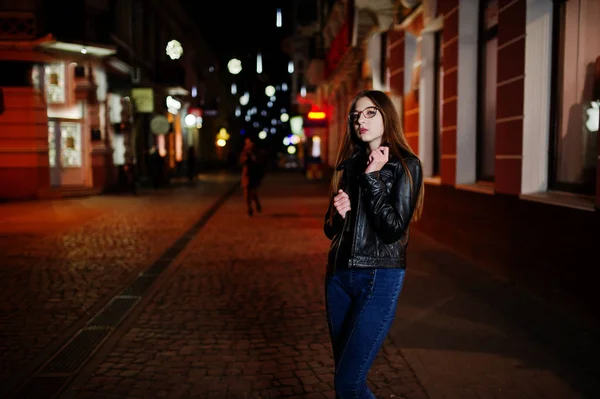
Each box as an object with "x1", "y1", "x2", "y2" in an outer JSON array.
[
  {"x1": 262, "y1": 172, "x2": 600, "y2": 398},
  {"x1": 392, "y1": 233, "x2": 600, "y2": 398}
]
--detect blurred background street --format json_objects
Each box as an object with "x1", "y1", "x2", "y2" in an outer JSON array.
[{"x1": 1, "y1": 0, "x2": 600, "y2": 397}]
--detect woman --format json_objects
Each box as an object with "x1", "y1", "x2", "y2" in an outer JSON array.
[{"x1": 324, "y1": 90, "x2": 424, "y2": 399}]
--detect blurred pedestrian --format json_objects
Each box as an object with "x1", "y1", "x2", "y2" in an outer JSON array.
[
  {"x1": 323, "y1": 90, "x2": 424, "y2": 399},
  {"x1": 148, "y1": 146, "x2": 162, "y2": 189},
  {"x1": 240, "y1": 137, "x2": 264, "y2": 217}
]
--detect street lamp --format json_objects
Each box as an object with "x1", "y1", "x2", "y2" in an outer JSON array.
[
  {"x1": 257, "y1": 52, "x2": 263, "y2": 74},
  {"x1": 166, "y1": 40, "x2": 183, "y2": 60},
  {"x1": 240, "y1": 92, "x2": 249, "y2": 106},
  {"x1": 265, "y1": 85, "x2": 276, "y2": 97},
  {"x1": 227, "y1": 58, "x2": 242, "y2": 75}
]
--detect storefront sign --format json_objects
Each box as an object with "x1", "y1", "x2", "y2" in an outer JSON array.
[
  {"x1": 131, "y1": 88, "x2": 154, "y2": 113},
  {"x1": 188, "y1": 107, "x2": 202, "y2": 117},
  {"x1": 150, "y1": 115, "x2": 170, "y2": 135},
  {"x1": 166, "y1": 95, "x2": 181, "y2": 114}
]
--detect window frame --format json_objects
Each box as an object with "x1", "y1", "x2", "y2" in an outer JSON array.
[
  {"x1": 476, "y1": 0, "x2": 498, "y2": 183},
  {"x1": 548, "y1": 0, "x2": 597, "y2": 196}
]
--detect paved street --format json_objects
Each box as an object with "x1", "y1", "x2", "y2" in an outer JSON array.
[{"x1": 0, "y1": 171, "x2": 599, "y2": 399}]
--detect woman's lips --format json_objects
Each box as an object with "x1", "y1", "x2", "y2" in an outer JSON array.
[{"x1": 359, "y1": 128, "x2": 368, "y2": 134}]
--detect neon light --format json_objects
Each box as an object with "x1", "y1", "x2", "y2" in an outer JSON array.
[{"x1": 307, "y1": 111, "x2": 326, "y2": 120}]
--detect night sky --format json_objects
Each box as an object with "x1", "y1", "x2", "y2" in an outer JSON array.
[{"x1": 180, "y1": 0, "x2": 305, "y2": 148}]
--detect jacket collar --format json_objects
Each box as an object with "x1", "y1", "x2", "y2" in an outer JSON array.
[
  {"x1": 336, "y1": 143, "x2": 398, "y2": 171},
  {"x1": 336, "y1": 150, "x2": 363, "y2": 171}
]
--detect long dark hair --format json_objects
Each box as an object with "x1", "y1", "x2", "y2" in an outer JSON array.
[{"x1": 328, "y1": 90, "x2": 424, "y2": 222}]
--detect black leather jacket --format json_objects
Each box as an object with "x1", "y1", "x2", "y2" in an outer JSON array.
[{"x1": 324, "y1": 148, "x2": 423, "y2": 271}]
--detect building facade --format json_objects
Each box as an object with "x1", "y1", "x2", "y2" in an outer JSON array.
[
  {"x1": 294, "y1": 0, "x2": 600, "y2": 316},
  {"x1": 0, "y1": 0, "x2": 225, "y2": 200}
]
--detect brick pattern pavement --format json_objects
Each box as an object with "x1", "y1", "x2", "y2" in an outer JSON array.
[
  {"x1": 65, "y1": 174, "x2": 427, "y2": 399},
  {"x1": 0, "y1": 179, "x2": 236, "y2": 392},
  {"x1": 5, "y1": 172, "x2": 595, "y2": 399}
]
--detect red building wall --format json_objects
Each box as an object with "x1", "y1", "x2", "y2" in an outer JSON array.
[
  {"x1": 387, "y1": 30, "x2": 405, "y2": 100},
  {"x1": 439, "y1": 0, "x2": 459, "y2": 185},
  {"x1": 496, "y1": 0, "x2": 526, "y2": 194},
  {"x1": 404, "y1": 14, "x2": 424, "y2": 154},
  {"x1": 0, "y1": 87, "x2": 51, "y2": 199}
]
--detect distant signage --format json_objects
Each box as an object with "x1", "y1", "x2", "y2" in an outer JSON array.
[
  {"x1": 166, "y1": 95, "x2": 181, "y2": 114},
  {"x1": 188, "y1": 107, "x2": 203, "y2": 117},
  {"x1": 150, "y1": 115, "x2": 170, "y2": 135},
  {"x1": 131, "y1": 88, "x2": 154, "y2": 113}
]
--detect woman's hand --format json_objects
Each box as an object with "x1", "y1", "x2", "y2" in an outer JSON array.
[
  {"x1": 365, "y1": 146, "x2": 389, "y2": 174},
  {"x1": 333, "y1": 189, "x2": 351, "y2": 219}
]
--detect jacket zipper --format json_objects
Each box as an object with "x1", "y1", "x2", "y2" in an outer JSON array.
[
  {"x1": 348, "y1": 187, "x2": 361, "y2": 268},
  {"x1": 332, "y1": 214, "x2": 349, "y2": 274}
]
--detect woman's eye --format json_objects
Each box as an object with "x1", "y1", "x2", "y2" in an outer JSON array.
[{"x1": 366, "y1": 109, "x2": 376, "y2": 117}]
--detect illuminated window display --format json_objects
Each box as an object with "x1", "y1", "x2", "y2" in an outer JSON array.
[
  {"x1": 44, "y1": 63, "x2": 66, "y2": 104},
  {"x1": 59, "y1": 122, "x2": 82, "y2": 168},
  {"x1": 48, "y1": 121, "x2": 56, "y2": 168}
]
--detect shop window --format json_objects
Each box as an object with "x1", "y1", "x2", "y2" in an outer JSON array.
[
  {"x1": 60, "y1": 122, "x2": 82, "y2": 168},
  {"x1": 48, "y1": 121, "x2": 57, "y2": 168},
  {"x1": 44, "y1": 63, "x2": 66, "y2": 104},
  {"x1": 549, "y1": 0, "x2": 599, "y2": 195},
  {"x1": 476, "y1": 0, "x2": 498, "y2": 182}
]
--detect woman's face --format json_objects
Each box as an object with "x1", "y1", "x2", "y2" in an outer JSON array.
[{"x1": 351, "y1": 96, "x2": 384, "y2": 150}]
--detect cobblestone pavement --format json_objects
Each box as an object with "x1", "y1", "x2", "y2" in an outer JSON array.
[
  {"x1": 0, "y1": 174, "x2": 238, "y2": 396},
  {"x1": 61, "y1": 174, "x2": 427, "y2": 399},
  {"x1": 2, "y1": 171, "x2": 599, "y2": 399}
]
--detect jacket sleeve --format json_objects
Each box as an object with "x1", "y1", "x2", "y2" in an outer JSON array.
[
  {"x1": 323, "y1": 203, "x2": 344, "y2": 240},
  {"x1": 359, "y1": 158, "x2": 422, "y2": 244}
]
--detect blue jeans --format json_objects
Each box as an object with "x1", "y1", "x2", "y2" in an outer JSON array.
[{"x1": 325, "y1": 267, "x2": 406, "y2": 399}]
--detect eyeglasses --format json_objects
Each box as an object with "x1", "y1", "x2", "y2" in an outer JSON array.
[{"x1": 348, "y1": 106, "x2": 380, "y2": 123}]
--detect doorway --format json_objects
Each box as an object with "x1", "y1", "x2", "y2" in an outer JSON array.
[{"x1": 48, "y1": 119, "x2": 85, "y2": 186}]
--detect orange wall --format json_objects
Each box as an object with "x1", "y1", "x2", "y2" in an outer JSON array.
[
  {"x1": 440, "y1": 0, "x2": 460, "y2": 185},
  {"x1": 0, "y1": 87, "x2": 50, "y2": 199}
]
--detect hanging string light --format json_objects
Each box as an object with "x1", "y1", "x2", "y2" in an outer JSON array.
[
  {"x1": 257, "y1": 52, "x2": 263, "y2": 74},
  {"x1": 288, "y1": 61, "x2": 294, "y2": 74},
  {"x1": 276, "y1": 8, "x2": 282, "y2": 27}
]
